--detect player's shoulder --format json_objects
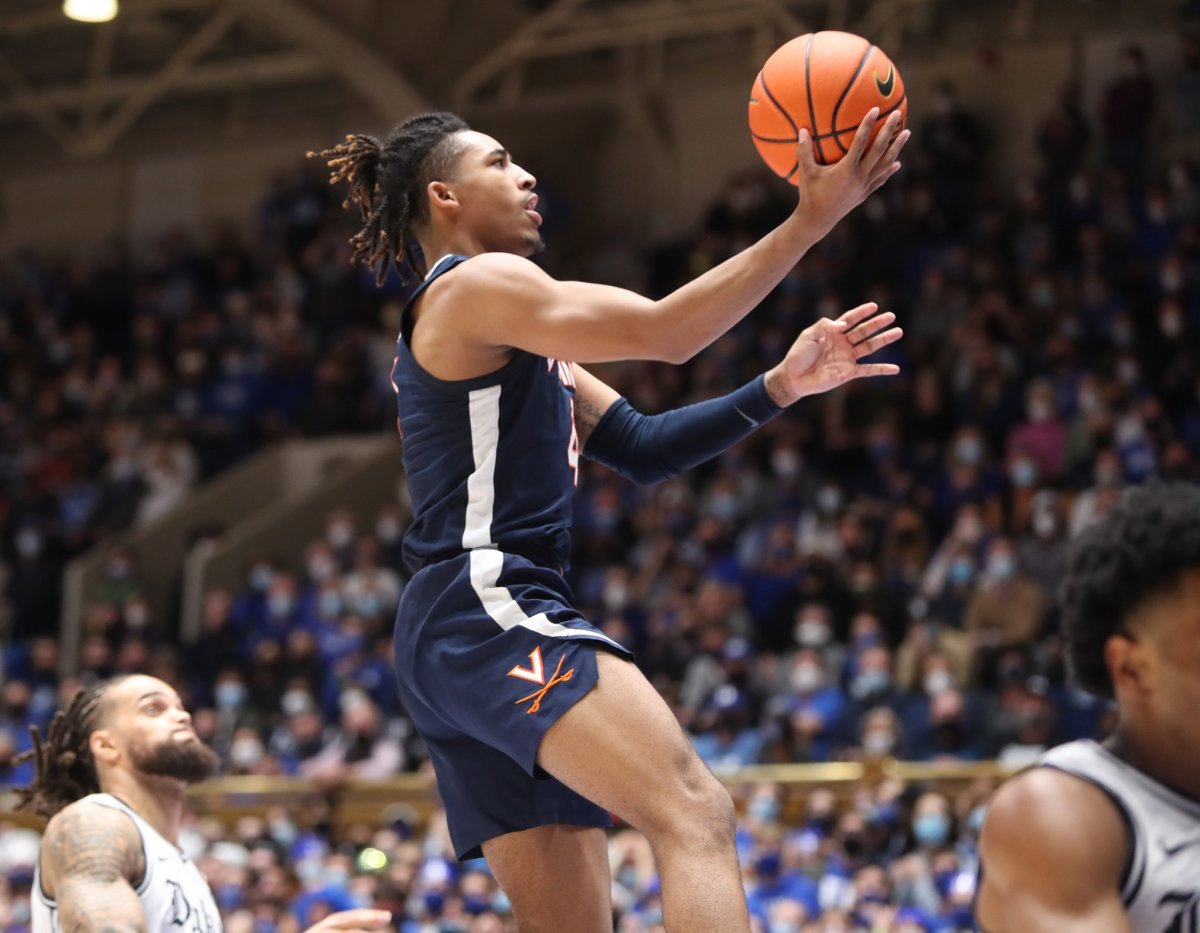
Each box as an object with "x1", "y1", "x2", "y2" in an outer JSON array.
[
  {"x1": 42, "y1": 797, "x2": 145, "y2": 881},
  {"x1": 981, "y1": 765, "x2": 1128, "y2": 883},
  {"x1": 439, "y1": 252, "x2": 551, "y2": 295}
]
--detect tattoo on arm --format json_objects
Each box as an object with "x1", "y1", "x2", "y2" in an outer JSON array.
[
  {"x1": 43, "y1": 805, "x2": 148, "y2": 933},
  {"x1": 574, "y1": 392, "x2": 611, "y2": 449},
  {"x1": 764, "y1": 368, "x2": 797, "y2": 408}
]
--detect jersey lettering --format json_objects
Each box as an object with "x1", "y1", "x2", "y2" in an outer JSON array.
[{"x1": 1162, "y1": 892, "x2": 1199, "y2": 933}]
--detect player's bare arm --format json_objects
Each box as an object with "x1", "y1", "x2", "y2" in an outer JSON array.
[
  {"x1": 977, "y1": 768, "x2": 1133, "y2": 933},
  {"x1": 571, "y1": 300, "x2": 900, "y2": 448},
  {"x1": 444, "y1": 110, "x2": 908, "y2": 366},
  {"x1": 41, "y1": 801, "x2": 148, "y2": 933}
]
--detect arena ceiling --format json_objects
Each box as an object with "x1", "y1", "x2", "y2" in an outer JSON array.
[{"x1": 0, "y1": 0, "x2": 1184, "y2": 163}]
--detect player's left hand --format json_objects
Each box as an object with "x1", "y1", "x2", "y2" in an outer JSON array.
[
  {"x1": 764, "y1": 302, "x2": 901, "y2": 406},
  {"x1": 302, "y1": 909, "x2": 393, "y2": 933}
]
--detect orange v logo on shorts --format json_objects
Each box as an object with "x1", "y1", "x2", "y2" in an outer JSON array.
[{"x1": 508, "y1": 647, "x2": 575, "y2": 714}]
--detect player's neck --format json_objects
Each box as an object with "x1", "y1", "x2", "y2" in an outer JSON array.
[
  {"x1": 1108, "y1": 722, "x2": 1200, "y2": 804},
  {"x1": 101, "y1": 772, "x2": 187, "y2": 846},
  {"x1": 418, "y1": 232, "x2": 484, "y2": 268}
]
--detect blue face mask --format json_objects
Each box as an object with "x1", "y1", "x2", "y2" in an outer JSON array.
[
  {"x1": 755, "y1": 851, "x2": 782, "y2": 878},
  {"x1": 853, "y1": 669, "x2": 891, "y2": 699},
  {"x1": 355, "y1": 593, "x2": 382, "y2": 617},
  {"x1": 319, "y1": 592, "x2": 342, "y2": 618},
  {"x1": 462, "y1": 894, "x2": 490, "y2": 915},
  {"x1": 948, "y1": 558, "x2": 974, "y2": 586},
  {"x1": 423, "y1": 891, "x2": 445, "y2": 916},
  {"x1": 987, "y1": 554, "x2": 1016, "y2": 581},
  {"x1": 914, "y1": 813, "x2": 951, "y2": 847},
  {"x1": 748, "y1": 796, "x2": 780, "y2": 823},
  {"x1": 217, "y1": 883, "x2": 245, "y2": 910},
  {"x1": 215, "y1": 682, "x2": 246, "y2": 708},
  {"x1": 616, "y1": 866, "x2": 638, "y2": 890},
  {"x1": 250, "y1": 565, "x2": 274, "y2": 592}
]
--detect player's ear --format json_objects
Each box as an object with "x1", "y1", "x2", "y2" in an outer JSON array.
[
  {"x1": 1105, "y1": 632, "x2": 1150, "y2": 697},
  {"x1": 89, "y1": 728, "x2": 120, "y2": 766},
  {"x1": 427, "y1": 181, "x2": 458, "y2": 217}
]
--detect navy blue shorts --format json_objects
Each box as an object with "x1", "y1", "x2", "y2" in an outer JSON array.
[{"x1": 394, "y1": 549, "x2": 632, "y2": 860}]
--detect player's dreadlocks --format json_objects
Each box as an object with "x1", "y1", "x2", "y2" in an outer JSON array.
[
  {"x1": 309, "y1": 111, "x2": 471, "y2": 286},
  {"x1": 14, "y1": 676, "x2": 130, "y2": 819}
]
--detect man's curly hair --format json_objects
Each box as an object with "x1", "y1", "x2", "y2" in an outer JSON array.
[{"x1": 1061, "y1": 482, "x2": 1200, "y2": 698}]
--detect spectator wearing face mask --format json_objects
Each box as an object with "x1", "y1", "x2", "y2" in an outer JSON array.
[
  {"x1": 907, "y1": 688, "x2": 980, "y2": 761},
  {"x1": 856, "y1": 707, "x2": 904, "y2": 760},
  {"x1": 839, "y1": 646, "x2": 903, "y2": 745},
  {"x1": 1015, "y1": 491, "x2": 1069, "y2": 599},
  {"x1": 299, "y1": 690, "x2": 404, "y2": 785},
  {"x1": 778, "y1": 649, "x2": 846, "y2": 762},
  {"x1": 964, "y1": 538, "x2": 1048, "y2": 651},
  {"x1": 341, "y1": 536, "x2": 402, "y2": 621},
  {"x1": 745, "y1": 836, "x2": 819, "y2": 927},
  {"x1": 1068, "y1": 447, "x2": 1126, "y2": 536},
  {"x1": 786, "y1": 603, "x2": 847, "y2": 687},
  {"x1": 1007, "y1": 381, "x2": 1066, "y2": 484},
  {"x1": 690, "y1": 685, "x2": 763, "y2": 771},
  {"x1": 210, "y1": 668, "x2": 263, "y2": 758},
  {"x1": 895, "y1": 623, "x2": 974, "y2": 695}
]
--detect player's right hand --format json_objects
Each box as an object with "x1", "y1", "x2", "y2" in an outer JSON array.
[
  {"x1": 302, "y1": 909, "x2": 393, "y2": 933},
  {"x1": 793, "y1": 107, "x2": 909, "y2": 234}
]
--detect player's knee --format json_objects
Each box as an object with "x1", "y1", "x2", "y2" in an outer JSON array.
[{"x1": 642, "y1": 754, "x2": 736, "y2": 847}]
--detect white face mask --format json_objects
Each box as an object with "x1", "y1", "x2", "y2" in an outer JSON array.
[
  {"x1": 924, "y1": 669, "x2": 954, "y2": 695},
  {"x1": 862, "y1": 730, "x2": 896, "y2": 755},
  {"x1": 229, "y1": 739, "x2": 264, "y2": 769},
  {"x1": 795, "y1": 620, "x2": 832, "y2": 648},
  {"x1": 791, "y1": 662, "x2": 824, "y2": 694}
]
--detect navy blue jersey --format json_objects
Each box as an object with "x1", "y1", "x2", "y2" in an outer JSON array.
[{"x1": 390, "y1": 254, "x2": 580, "y2": 573}]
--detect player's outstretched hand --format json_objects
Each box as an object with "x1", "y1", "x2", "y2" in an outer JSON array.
[
  {"x1": 793, "y1": 108, "x2": 909, "y2": 235},
  {"x1": 303, "y1": 909, "x2": 393, "y2": 933},
  {"x1": 764, "y1": 302, "x2": 901, "y2": 406}
]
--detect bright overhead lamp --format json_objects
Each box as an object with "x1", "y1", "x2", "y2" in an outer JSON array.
[{"x1": 63, "y1": 0, "x2": 118, "y2": 23}]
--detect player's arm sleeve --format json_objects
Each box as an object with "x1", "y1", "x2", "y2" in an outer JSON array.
[
  {"x1": 42, "y1": 803, "x2": 149, "y2": 933},
  {"x1": 977, "y1": 768, "x2": 1133, "y2": 933},
  {"x1": 582, "y1": 374, "x2": 783, "y2": 485}
]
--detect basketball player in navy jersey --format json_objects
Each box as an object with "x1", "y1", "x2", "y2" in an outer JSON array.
[
  {"x1": 976, "y1": 483, "x2": 1200, "y2": 932},
  {"x1": 311, "y1": 106, "x2": 908, "y2": 931}
]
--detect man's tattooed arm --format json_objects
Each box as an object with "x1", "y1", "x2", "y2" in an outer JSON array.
[
  {"x1": 573, "y1": 390, "x2": 613, "y2": 449},
  {"x1": 41, "y1": 802, "x2": 148, "y2": 933}
]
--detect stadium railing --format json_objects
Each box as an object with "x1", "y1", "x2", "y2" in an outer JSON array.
[{"x1": 0, "y1": 760, "x2": 1020, "y2": 834}]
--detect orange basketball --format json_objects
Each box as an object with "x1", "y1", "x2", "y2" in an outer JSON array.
[{"x1": 749, "y1": 31, "x2": 907, "y2": 183}]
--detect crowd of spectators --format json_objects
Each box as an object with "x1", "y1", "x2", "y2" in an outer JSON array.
[{"x1": 2, "y1": 37, "x2": 1200, "y2": 933}]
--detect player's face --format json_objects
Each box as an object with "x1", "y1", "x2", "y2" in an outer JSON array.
[
  {"x1": 441, "y1": 131, "x2": 543, "y2": 257},
  {"x1": 97, "y1": 675, "x2": 219, "y2": 784},
  {"x1": 1130, "y1": 570, "x2": 1200, "y2": 758}
]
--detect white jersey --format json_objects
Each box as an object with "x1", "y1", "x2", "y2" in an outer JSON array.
[
  {"x1": 1039, "y1": 740, "x2": 1200, "y2": 933},
  {"x1": 32, "y1": 793, "x2": 222, "y2": 933}
]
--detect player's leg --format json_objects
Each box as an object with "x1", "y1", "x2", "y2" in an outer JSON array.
[
  {"x1": 481, "y1": 825, "x2": 611, "y2": 933},
  {"x1": 536, "y1": 650, "x2": 749, "y2": 932}
]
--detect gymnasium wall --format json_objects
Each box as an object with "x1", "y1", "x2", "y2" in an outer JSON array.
[{"x1": 0, "y1": 29, "x2": 1180, "y2": 256}]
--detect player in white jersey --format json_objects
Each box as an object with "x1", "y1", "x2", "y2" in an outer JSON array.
[
  {"x1": 16, "y1": 674, "x2": 393, "y2": 933},
  {"x1": 976, "y1": 483, "x2": 1200, "y2": 932}
]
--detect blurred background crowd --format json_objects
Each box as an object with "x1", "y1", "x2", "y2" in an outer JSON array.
[{"x1": 1, "y1": 38, "x2": 1199, "y2": 933}]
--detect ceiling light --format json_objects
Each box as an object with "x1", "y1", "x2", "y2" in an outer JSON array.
[{"x1": 63, "y1": 0, "x2": 118, "y2": 24}]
